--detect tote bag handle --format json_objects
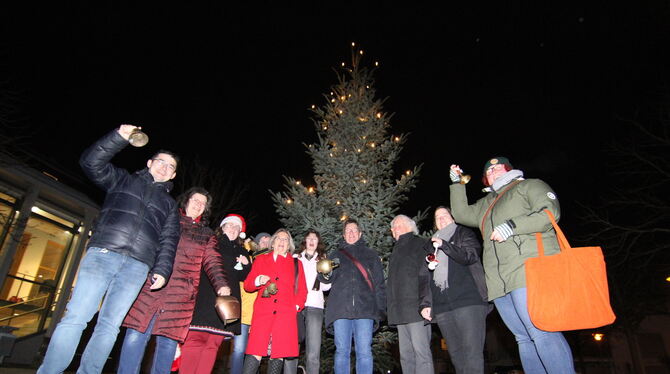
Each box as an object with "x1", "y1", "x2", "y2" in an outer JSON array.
[{"x1": 535, "y1": 209, "x2": 571, "y2": 256}]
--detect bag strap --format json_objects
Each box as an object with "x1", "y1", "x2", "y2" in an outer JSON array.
[
  {"x1": 293, "y1": 258, "x2": 299, "y2": 295},
  {"x1": 479, "y1": 180, "x2": 522, "y2": 237},
  {"x1": 340, "y1": 249, "x2": 374, "y2": 291},
  {"x1": 535, "y1": 209, "x2": 572, "y2": 257}
]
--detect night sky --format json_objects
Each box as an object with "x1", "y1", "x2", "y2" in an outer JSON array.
[{"x1": 3, "y1": 2, "x2": 669, "y2": 234}]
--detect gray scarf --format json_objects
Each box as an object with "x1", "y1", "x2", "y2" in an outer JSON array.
[
  {"x1": 483, "y1": 169, "x2": 525, "y2": 193},
  {"x1": 432, "y1": 223, "x2": 457, "y2": 291}
]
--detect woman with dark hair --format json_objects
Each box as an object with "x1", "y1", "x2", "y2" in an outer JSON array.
[
  {"x1": 179, "y1": 214, "x2": 252, "y2": 373},
  {"x1": 449, "y1": 157, "x2": 575, "y2": 374},
  {"x1": 418, "y1": 206, "x2": 490, "y2": 374},
  {"x1": 241, "y1": 228, "x2": 308, "y2": 374},
  {"x1": 284, "y1": 230, "x2": 331, "y2": 374},
  {"x1": 118, "y1": 187, "x2": 230, "y2": 374}
]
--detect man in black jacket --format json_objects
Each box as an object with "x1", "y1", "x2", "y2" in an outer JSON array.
[
  {"x1": 388, "y1": 215, "x2": 434, "y2": 374},
  {"x1": 38, "y1": 125, "x2": 180, "y2": 374},
  {"x1": 321, "y1": 218, "x2": 386, "y2": 374}
]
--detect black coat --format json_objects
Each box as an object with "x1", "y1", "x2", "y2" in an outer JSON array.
[
  {"x1": 322, "y1": 238, "x2": 387, "y2": 334},
  {"x1": 387, "y1": 232, "x2": 432, "y2": 325},
  {"x1": 80, "y1": 130, "x2": 180, "y2": 280},
  {"x1": 419, "y1": 225, "x2": 491, "y2": 315},
  {"x1": 190, "y1": 235, "x2": 251, "y2": 335}
]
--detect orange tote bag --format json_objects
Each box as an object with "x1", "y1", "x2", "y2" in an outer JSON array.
[{"x1": 525, "y1": 209, "x2": 616, "y2": 332}]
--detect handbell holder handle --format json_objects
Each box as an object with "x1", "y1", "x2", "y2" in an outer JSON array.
[{"x1": 128, "y1": 128, "x2": 149, "y2": 147}]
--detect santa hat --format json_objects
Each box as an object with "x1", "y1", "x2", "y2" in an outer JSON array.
[{"x1": 220, "y1": 214, "x2": 247, "y2": 239}]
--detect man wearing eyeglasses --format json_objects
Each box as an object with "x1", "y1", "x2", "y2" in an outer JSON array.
[{"x1": 38, "y1": 124, "x2": 181, "y2": 374}]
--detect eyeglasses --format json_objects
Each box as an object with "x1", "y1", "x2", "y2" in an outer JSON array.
[
  {"x1": 189, "y1": 197, "x2": 207, "y2": 206},
  {"x1": 486, "y1": 164, "x2": 505, "y2": 175},
  {"x1": 152, "y1": 158, "x2": 177, "y2": 172}
]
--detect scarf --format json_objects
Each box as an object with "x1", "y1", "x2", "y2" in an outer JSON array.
[
  {"x1": 432, "y1": 223, "x2": 457, "y2": 291},
  {"x1": 483, "y1": 169, "x2": 525, "y2": 193}
]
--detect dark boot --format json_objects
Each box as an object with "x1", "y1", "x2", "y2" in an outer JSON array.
[
  {"x1": 242, "y1": 355, "x2": 261, "y2": 374},
  {"x1": 267, "y1": 358, "x2": 284, "y2": 374}
]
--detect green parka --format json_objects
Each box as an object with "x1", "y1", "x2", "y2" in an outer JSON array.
[{"x1": 450, "y1": 178, "x2": 561, "y2": 300}]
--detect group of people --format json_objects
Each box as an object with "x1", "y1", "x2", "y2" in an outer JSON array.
[{"x1": 36, "y1": 125, "x2": 575, "y2": 374}]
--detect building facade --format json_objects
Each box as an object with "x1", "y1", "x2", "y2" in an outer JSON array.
[{"x1": 0, "y1": 160, "x2": 99, "y2": 366}]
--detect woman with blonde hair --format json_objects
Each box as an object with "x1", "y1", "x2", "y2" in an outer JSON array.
[{"x1": 242, "y1": 228, "x2": 308, "y2": 374}]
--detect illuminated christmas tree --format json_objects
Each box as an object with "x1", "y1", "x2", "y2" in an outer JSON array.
[{"x1": 272, "y1": 43, "x2": 422, "y2": 373}]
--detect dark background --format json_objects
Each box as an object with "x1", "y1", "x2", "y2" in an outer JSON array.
[{"x1": 3, "y1": 2, "x2": 669, "y2": 234}]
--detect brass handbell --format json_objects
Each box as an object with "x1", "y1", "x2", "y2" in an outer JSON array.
[
  {"x1": 243, "y1": 240, "x2": 258, "y2": 252},
  {"x1": 262, "y1": 282, "x2": 278, "y2": 298},
  {"x1": 459, "y1": 174, "x2": 471, "y2": 184},
  {"x1": 128, "y1": 128, "x2": 149, "y2": 147},
  {"x1": 316, "y1": 258, "x2": 340, "y2": 274}
]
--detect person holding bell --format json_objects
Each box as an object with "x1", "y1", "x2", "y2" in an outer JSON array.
[
  {"x1": 241, "y1": 228, "x2": 308, "y2": 374},
  {"x1": 449, "y1": 156, "x2": 574, "y2": 374}
]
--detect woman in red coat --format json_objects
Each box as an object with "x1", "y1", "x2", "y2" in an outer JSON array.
[
  {"x1": 241, "y1": 228, "x2": 308, "y2": 374},
  {"x1": 118, "y1": 187, "x2": 230, "y2": 374}
]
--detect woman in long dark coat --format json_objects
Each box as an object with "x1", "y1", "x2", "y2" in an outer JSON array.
[
  {"x1": 118, "y1": 187, "x2": 230, "y2": 374},
  {"x1": 179, "y1": 214, "x2": 252, "y2": 373}
]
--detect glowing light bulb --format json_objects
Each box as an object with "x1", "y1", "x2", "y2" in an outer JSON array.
[
  {"x1": 296, "y1": 180, "x2": 301, "y2": 185},
  {"x1": 286, "y1": 198, "x2": 293, "y2": 204},
  {"x1": 405, "y1": 170, "x2": 411, "y2": 176}
]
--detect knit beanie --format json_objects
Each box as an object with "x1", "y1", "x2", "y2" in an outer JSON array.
[
  {"x1": 482, "y1": 156, "x2": 513, "y2": 174},
  {"x1": 253, "y1": 232, "x2": 271, "y2": 245}
]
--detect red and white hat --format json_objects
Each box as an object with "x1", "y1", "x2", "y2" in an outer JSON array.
[{"x1": 220, "y1": 214, "x2": 247, "y2": 239}]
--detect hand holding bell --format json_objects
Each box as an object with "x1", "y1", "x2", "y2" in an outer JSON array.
[
  {"x1": 450, "y1": 164, "x2": 471, "y2": 185},
  {"x1": 261, "y1": 281, "x2": 278, "y2": 298},
  {"x1": 128, "y1": 127, "x2": 149, "y2": 147},
  {"x1": 317, "y1": 257, "x2": 340, "y2": 275},
  {"x1": 426, "y1": 241, "x2": 440, "y2": 270}
]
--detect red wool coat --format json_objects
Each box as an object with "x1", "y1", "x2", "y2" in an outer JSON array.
[
  {"x1": 123, "y1": 214, "x2": 228, "y2": 342},
  {"x1": 244, "y1": 252, "x2": 307, "y2": 358}
]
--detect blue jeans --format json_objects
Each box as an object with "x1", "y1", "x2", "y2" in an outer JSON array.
[
  {"x1": 118, "y1": 313, "x2": 178, "y2": 374},
  {"x1": 229, "y1": 323, "x2": 250, "y2": 374},
  {"x1": 333, "y1": 318, "x2": 373, "y2": 374},
  {"x1": 493, "y1": 288, "x2": 575, "y2": 374},
  {"x1": 37, "y1": 248, "x2": 150, "y2": 374}
]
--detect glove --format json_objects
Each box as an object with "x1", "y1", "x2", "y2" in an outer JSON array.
[
  {"x1": 493, "y1": 222, "x2": 514, "y2": 241},
  {"x1": 449, "y1": 169, "x2": 461, "y2": 183}
]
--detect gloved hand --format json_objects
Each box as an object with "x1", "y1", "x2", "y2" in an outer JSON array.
[
  {"x1": 449, "y1": 169, "x2": 461, "y2": 183},
  {"x1": 491, "y1": 222, "x2": 514, "y2": 242}
]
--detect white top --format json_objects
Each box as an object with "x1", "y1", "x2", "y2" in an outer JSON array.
[{"x1": 297, "y1": 251, "x2": 331, "y2": 309}]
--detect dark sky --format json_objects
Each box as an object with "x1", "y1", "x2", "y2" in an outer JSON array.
[{"x1": 3, "y1": 2, "x2": 670, "y2": 233}]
